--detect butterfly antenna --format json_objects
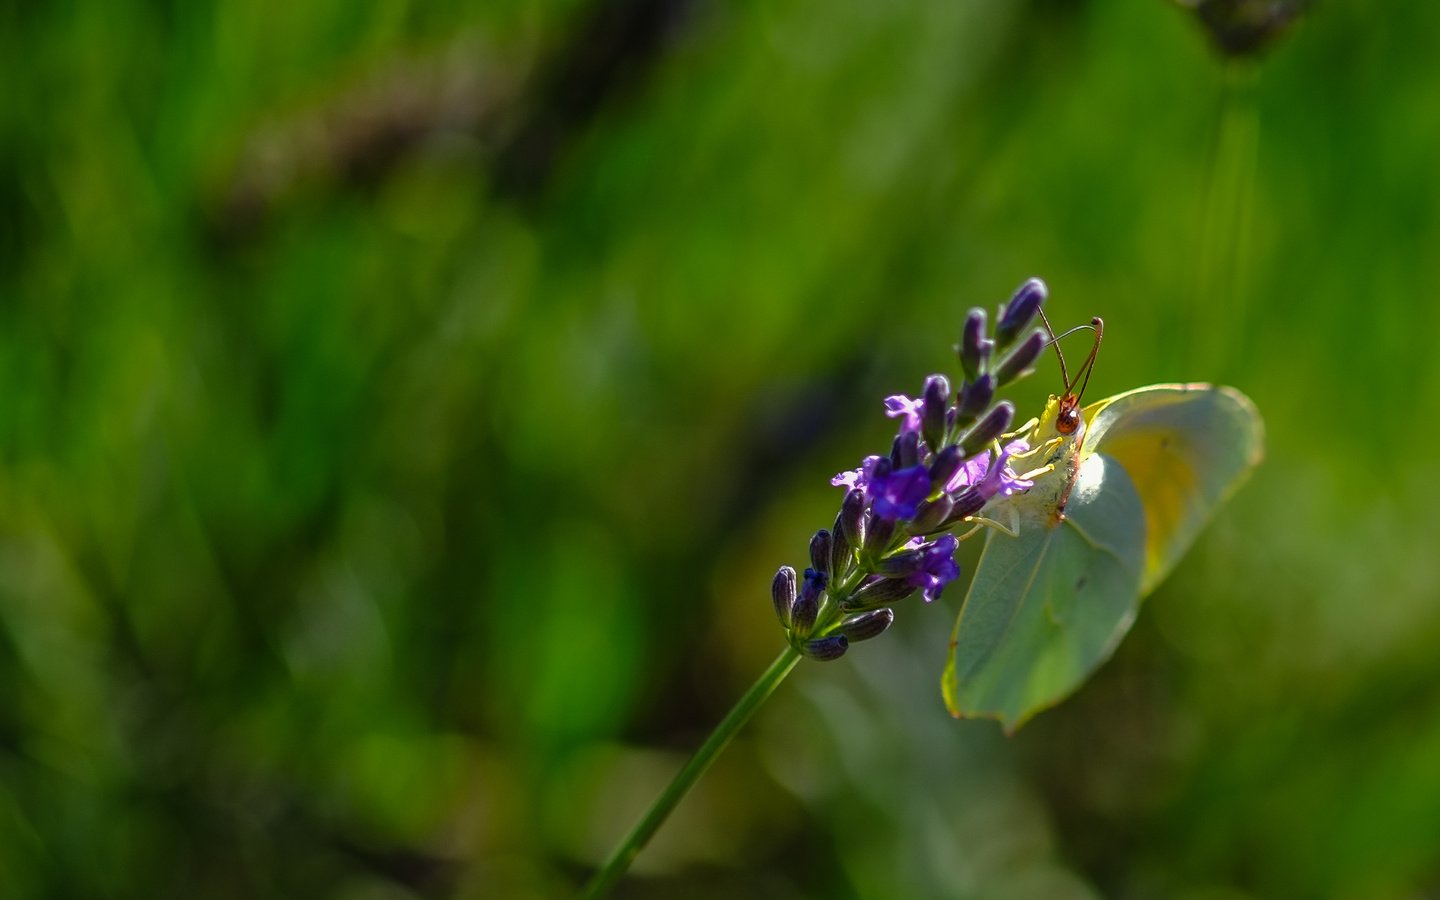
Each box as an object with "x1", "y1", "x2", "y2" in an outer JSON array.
[
  {"x1": 1073, "y1": 317, "x2": 1104, "y2": 403},
  {"x1": 1037, "y1": 308, "x2": 1072, "y2": 392}
]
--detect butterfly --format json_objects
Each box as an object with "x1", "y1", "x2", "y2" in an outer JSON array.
[{"x1": 941, "y1": 317, "x2": 1264, "y2": 731}]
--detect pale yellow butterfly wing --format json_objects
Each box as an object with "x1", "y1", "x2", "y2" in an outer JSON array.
[{"x1": 1083, "y1": 383, "x2": 1264, "y2": 595}]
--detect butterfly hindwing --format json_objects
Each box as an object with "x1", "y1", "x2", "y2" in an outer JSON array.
[{"x1": 943, "y1": 452, "x2": 1145, "y2": 731}]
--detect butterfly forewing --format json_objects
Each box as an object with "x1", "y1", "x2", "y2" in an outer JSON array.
[{"x1": 1084, "y1": 384, "x2": 1264, "y2": 595}]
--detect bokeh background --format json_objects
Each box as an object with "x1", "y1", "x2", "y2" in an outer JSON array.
[{"x1": 3, "y1": 1, "x2": 1438, "y2": 897}]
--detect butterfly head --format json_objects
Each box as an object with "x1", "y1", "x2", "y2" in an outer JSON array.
[
  {"x1": 1040, "y1": 312, "x2": 1104, "y2": 438},
  {"x1": 1011, "y1": 313, "x2": 1105, "y2": 486},
  {"x1": 1031, "y1": 393, "x2": 1087, "y2": 463},
  {"x1": 1056, "y1": 396, "x2": 1083, "y2": 436}
]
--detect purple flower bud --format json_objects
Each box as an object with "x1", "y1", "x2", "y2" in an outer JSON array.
[
  {"x1": 869, "y1": 464, "x2": 931, "y2": 522},
  {"x1": 801, "y1": 567, "x2": 828, "y2": 605},
  {"x1": 790, "y1": 569, "x2": 825, "y2": 638},
  {"x1": 1189, "y1": 0, "x2": 1306, "y2": 58},
  {"x1": 954, "y1": 374, "x2": 995, "y2": 427},
  {"x1": 993, "y1": 329, "x2": 1047, "y2": 387},
  {"x1": 946, "y1": 486, "x2": 988, "y2": 523},
  {"x1": 830, "y1": 509, "x2": 854, "y2": 578},
  {"x1": 862, "y1": 513, "x2": 898, "y2": 562},
  {"x1": 890, "y1": 430, "x2": 920, "y2": 470},
  {"x1": 958, "y1": 307, "x2": 991, "y2": 382},
  {"x1": 839, "y1": 488, "x2": 867, "y2": 549},
  {"x1": 835, "y1": 609, "x2": 894, "y2": 643},
  {"x1": 875, "y1": 548, "x2": 924, "y2": 577},
  {"x1": 907, "y1": 494, "x2": 953, "y2": 535},
  {"x1": 771, "y1": 566, "x2": 797, "y2": 628},
  {"x1": 959, "y1": 401, "x2": 1015, "y2": 457},
  {"x1": 842, "y1": 575, "x2": 919, "y2": 612},
  {"x1": 995, "y1": 278, "x2": 1047, "y2": 349},
  {"x1": 928, "y1": 445, "x2": 963, "y2": 491},
  {"x1": 801, "y1": 635, "x2": 849, "y2": 661},
  {"x1": 921, "y1": 375, "x2": 950, "y2": 451},
  {"x1": 809, "y1": 529, "x2": 833, "y2": 575}
]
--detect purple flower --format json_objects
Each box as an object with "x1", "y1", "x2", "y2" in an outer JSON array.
[
  {"x1": 979, "y1": 439, "x2": 1034, "y2": 499},
  {"x1": 832, "y1": 455, "x2": 884, "y2": 492},
  {"x1": 944, "y1": 453, "x2": 991, "y2": 493},
  {"x1": 907, "y1": 534, "x2": 961, "y2": 602},
  {"x1": 947, "y1": 439, "x2": 1033, "y2": 498},
  {"x1": 884, "y1": 394, "x2": 925, "y2": 435},
  {"x1": 870, "y1": 464, "x2": 931, "y2": 522}
]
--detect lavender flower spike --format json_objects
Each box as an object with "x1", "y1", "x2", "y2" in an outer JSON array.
[{"x1": 774, "y1": 279, "x2": 1054, "y2": 657}]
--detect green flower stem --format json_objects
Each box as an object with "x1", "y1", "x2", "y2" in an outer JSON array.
[{"x1": 580, "y1": 644, "x2": 803, "y2": 899}]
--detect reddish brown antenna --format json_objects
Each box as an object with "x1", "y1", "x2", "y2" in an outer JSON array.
[{"x1": 1037, "y1": 312, "x2": 1103, "y2": 436}]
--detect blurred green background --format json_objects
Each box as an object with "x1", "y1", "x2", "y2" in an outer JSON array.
[{"x1": 3, "y1": 1, "x2": 1438, "y2": 897}]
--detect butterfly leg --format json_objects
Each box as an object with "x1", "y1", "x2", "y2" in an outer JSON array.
[{"x1": 956, "y1": 505, "x2": 1021, "y2": 540}]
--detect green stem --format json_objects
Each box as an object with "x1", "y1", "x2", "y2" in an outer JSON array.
[
  {"x1": 1196, "y1": 59, "x2": 1260, "y2": 369},
  {"x1": 580, "y1": 644, "x2": 803, "y2": 899}
]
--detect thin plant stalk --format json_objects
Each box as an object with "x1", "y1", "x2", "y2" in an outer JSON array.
[
  {"x1": 1196, "y1": 59, "x2": 1260, "y2": 369},
  {"x1": 580, "y1": 645, "x2": 803, "y2": 899}
]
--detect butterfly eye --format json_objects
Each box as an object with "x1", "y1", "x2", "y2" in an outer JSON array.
[{"x1": 1057, "y1": 406, "x2": 1081, "y2": 435}]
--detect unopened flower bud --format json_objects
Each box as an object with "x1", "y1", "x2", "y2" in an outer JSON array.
[
  {"x1": 928, "y1": 445, "x2": 962, "y2": 490},
  {"x1": 921, "y1": 375, "x2": 950, "y2": 450},
  {"x1": 875, "y1": 548, "x2": 924, "y2": 577},
  {"x1": 959, "y1": 401, "x2": 1014, "y2": 457},
  {"x1": 1188, "y1": 0, "x2": 1306, "y2": 58},
  {"x1": 830, "y1": 509, "x2": 853, "y2": 578},
  {"x1": 995, "y1": 278, "x2": 1047, "y2": 349},
  {"x1": 955, "y1": 374, "x2": 995, "y2": 427},
  {"x1": 958, "y1": 308, "x2": 991, "y2": 381},
  {"x1": 801, "y1": 567, "x2": 827, "y2": 605},
  {"x1": 890, "y1": 430, "x2": 919, "y2": 469},
  {"x1": 993, "y1": 329, "x2": 1046, "y2": 387},
  {"x1": 771, "y1": 566, "x2": 797, "y2": 628},
  {"x1": 801, "y1": 635, "x2": 849, "y2": 661},
  {"x1": 790, "y1": 568, "x2": 825, "y2": 638},
  {"x1": 944, "y1": 485, "x2": 988, "y2": 524},
  {"x1": 907, "y1": 494, "x2": 953, "y2": 535},
  {"x1": 862, "y1": 513, "x2": 898, "y2": 563},
  {"x1": 835, "y1": 609, "x2": 894, "y2": 643},
  {"x1": 809, "y1": 529, "x2": 833, "y2": 575},
  {"x1": 842, "y1": 576, "x2": 919, "y2": 612}
]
